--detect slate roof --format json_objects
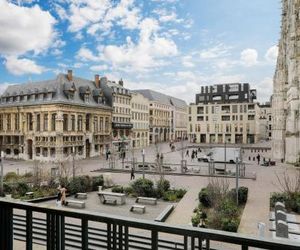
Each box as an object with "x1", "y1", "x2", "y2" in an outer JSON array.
[
  {"x1": 0, "y1": 73, "x2": 112, "y2": 110},
  {"x1": 134, "y1": 89, "x2": 187, "y2": 109}
]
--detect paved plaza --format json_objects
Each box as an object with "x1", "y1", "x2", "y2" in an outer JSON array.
[{"x1": 4, "y1": 141, "x2": 300, "y2": 240}]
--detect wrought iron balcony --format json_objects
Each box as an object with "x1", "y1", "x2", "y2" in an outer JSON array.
[{"x1": 0, "y1": 199, "x2": 299, "y2": 250}]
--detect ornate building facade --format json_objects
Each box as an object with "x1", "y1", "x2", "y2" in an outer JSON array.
[
  {"x1": 272, "y1": 0, "x2": 300, "y2": 163},
  {"x1": 0, "y1": 70, "x2": 112, "y2": 161},
  {"x1": 135, "y1": 89, "x2": 187, "y2": 144},
  {"x1": 131, "y1": 92, "x2": 149, "y2": 148}
]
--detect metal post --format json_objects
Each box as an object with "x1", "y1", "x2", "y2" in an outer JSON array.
[
  {"x1": 236, "y1": 157, "x2": 239, "y2": 206},
  {"x1": 224, "y1": 140, "x2": 227, "y2": 173},
  {"x1": 72, "y1": 147, "x2": 75, "y2": 179},
  {"x1": 0, "y1": 150, "x2": 3, "y2": 197},
  {"x1": 142, "y1": 149, "x2": 145, "y2": 179}
]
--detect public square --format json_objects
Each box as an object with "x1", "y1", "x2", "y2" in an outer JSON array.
[{"x1": 3, "y1": 141, "x2": 299, "y2": 240}]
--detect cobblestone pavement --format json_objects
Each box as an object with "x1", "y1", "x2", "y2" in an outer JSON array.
[{"x1": 4, "y1": 141, "x2": 300, "y2": 240}]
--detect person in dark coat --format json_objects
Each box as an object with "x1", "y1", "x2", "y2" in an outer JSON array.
[{"x1": 130, "y1": 167, "x2": 135, "y2": 180}]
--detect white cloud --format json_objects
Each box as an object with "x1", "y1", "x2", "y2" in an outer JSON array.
[
  {"x1": 77, "y1": 47, "x2": 100, "y2": 61},
  {"x1": 265, "y1": 45, "x2": 278, "y2": 63},
  {"x1": 90, "y1": 64, "x2": 109, "y2": 72},
  {"x1": 66, "y1": 0, "x2": 140, "y2": 36},
  {"x1": 101, "y1": 18, "x2": 178, "y2": 71},
  {"x1": 5, "y1": 56, "x2": 46, "y2": 75},
  {"x1": 154, "y1": 9, "x2": 178, "y2": 23},
  {"x1": 182, "y1": 56, "x2": 195, "y2": 68},
  {"x1": 0, "y1": 0, "x2": 57, "y2": 56},
  {"x1": 199, "y1": 44, "x2": 230, "y2": 59},
  {"x1": 240, "y1": 48, "x2": 258, "y2": 66},
  {"x1": 253, "y1": 77, "x2": 273, "y2": 102}
]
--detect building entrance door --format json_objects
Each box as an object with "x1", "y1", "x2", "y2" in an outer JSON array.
[
  {"x1": 86, "y1": 139, "x2": 90, "y2": 158},
  {"x1": 27, "y1": 139, "x2": 33, "y2": 160}
]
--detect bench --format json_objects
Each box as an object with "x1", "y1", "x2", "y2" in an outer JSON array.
[
  {"x1": 155, "y1": 205, "x2": 174, "y2": 222},
  {"x1": 98, "y1": 191, "x2": 126, "y2": 205},
  {"x1": 25, "y1": 192, "x2": 34, "y2": 199},
  {"x1": 65, "y1": 200, "x2": 85, "y2": 208},
  {"x1": 103, "y1": 198, "x2": 117, "y2": 205},
  {"x1": 75, "y1": 193, "x2": 87, "y2": 199},
  {"x1": 130, "y1": 204, "x2": 146, "y2": 213},
  {"x1": 136, "y1": 197, "x2": 157, "y2": 205}
]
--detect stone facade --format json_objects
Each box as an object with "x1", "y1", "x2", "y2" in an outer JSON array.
[
  {"x1": 272, "y1": 0, "x2": 300, "y2": 163},
  {"x1": 130, "y1": 92, "x2": 149, "y2": 148},
  {"x1": 188, "y1": 83, "x2": 268, "y2": 144},
  {"x1": 0, "y1": 71, "x2": 112, "y2": 162},
  {"x1": 135, "y1": 89, "x2": 188, "y2": 144},
  {"x1": 255, "y1": 102, "x2": 272, "y2": 142}
]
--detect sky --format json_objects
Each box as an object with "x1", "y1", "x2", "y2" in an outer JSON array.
[{"x1": 0, "y1": 0, "x2": 281, "y2": 104}]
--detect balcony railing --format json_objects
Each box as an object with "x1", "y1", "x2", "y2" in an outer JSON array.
[{"x1": 0, "y1": 199, "x2": 299, "y2": 250}]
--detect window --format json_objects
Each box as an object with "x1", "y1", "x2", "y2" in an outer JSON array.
[
  {"x1": 94, "y1": 117, "x2": 98, "y2": 132},
  {"x1": 248, "y1": 115, "x2": 255, "y2": 120},
  {"x1": 36, "y1": 114, "x2": 41, "y2": 131},
  {"x1": 63, "y1": 114, "x2": 68, "y2": 131},
  {"x1": 100, "y1": 117, "x2": 103, "y2": 132},
  {"x1": 84, "y1": 94, "x2": 89, "y2": 103},
  {"x1": 221, "y1": 115, "x2": 230, "y2": 121},
  {"x1": 78, "y1": 115, "x2": 83, "y2": 131},
  {"x1": 7, "y1": 114, "x2": 11, "y2": 131},
  {"x1": 105, "y1": 117, "x2": 109, "y2": 132},
  {"x1": 15, "y1": 113, "x2": 19, "y2": 131},
  {"x1": 240, "y1": 115, "x2": 243, "y2": 121},
  {"x1": 51, "y1": 114, "x2": 56, "y2": 131},
  {"x1": 197, "y1": 107, "x2": 204, "y2": 114},
  {"x1": 232, "y1": 105, "x2": 238, "y2": 113},
  {"x1": 229, "y1": 84, "x2": 239, "y2": 92},
  {"x1": 212, "y1": 95, "x2": 221, "y2": 101},
  {"x1": 44, "y1": 114, "x2": 48, "y2": 131},
  {"x1": 197, "y1": 116, "x2": 204, "y2": 121},
  {"x1": 27, "y1": 113, "x2": 33, "y2": 131},
  {"x1": 86, "y1": 114, "x2": 90, "y2": 131},
  {"x1": 0, "y1": 114, "x2": 3, "y2": 131},
  {"x1": 71, "y1": 115, "x2": 75, "y2": 131}
]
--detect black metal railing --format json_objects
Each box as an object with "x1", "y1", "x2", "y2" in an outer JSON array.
[{"x1": 0, "y1": 199, "x2": 299, "y2": 250}]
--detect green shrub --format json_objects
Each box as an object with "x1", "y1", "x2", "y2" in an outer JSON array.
[
  {"x1": 270, "y1": 192, "x2": 288, "y2": 208},
  {"x1": 191, "y1": 213, "x2": 200, "y2": 227},
  {"x1": 156, "y1": 179, "x2": 170, "y2": 197},
  {"x1": 221, "y1": 218, "x2": 239, "y2": 232},
  {"x1": 163, "y1": 190, "x2": 177, "y2": 201},
  {"x1": 198, "y1": 188, "x2": 212, "y2": 207},
  {"x1": 124, "y1": 186, "x2": 133, "y2": 195},
  {"x1": 3, "y1": 183, "x2": 13, "y2": 194},
  {"x1": 131, "y1": 178, "x2": 155, "y2": 197},
  {"x1": 91, "y1": 175, "x2": 104, "y2": 191},
  {"x1": 175, "y1": 189, "x2": 186, "y2": 199},
  {"x1": 112, "y1": 186, "x2": 124, "y2": 193},
  {"x1": 217, "y1": 199, "x2": 239, "y2": 218},
  {"x1": 15, "y1": 182, "x2": 30, "y2": 196},
  {"x1": 230, "y1": 186, "x2": 248, "y2": 205},
  {"x1": 68, "y1": 176, "x2": 92, "y2": 194},
  {"x1": 4, "y1": 172, "x2": 19, "y2": 182}
]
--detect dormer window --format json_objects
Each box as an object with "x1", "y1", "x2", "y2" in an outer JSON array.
[
  {"x1": 20, "y1": 96, "x2": 24, "y2": 101},
  {"x1": 84, "y1": 94, "x2": 89, "y2": 103}
]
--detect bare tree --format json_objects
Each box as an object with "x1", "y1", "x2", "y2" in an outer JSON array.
[
  {"x1": 207, "y1": 177, "x2": 230, "y2": 208},
  {"x1": 274, "y1": 169, "x2": 300, "y2": 196}
]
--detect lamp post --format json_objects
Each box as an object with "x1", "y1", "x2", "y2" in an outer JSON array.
[
  {"x1": 142, "y1": 148, "x2": 145, "y2": 179},
  {"x1": 224, "y1": 140, "x2": 227, "y2": 173},
  {"x1": 72, "y1": 146, "x2": 75, "y2": 179},
  {"x1": 236, "y1": 157, "x2": 239, "y2": 206}
]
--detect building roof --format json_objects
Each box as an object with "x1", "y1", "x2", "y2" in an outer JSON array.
[
  {"x1": 134, "y1": 89, "x2": 187, "y2": 109},
  {"x1": 0, "y1": 73, "x2": 112, "y2": 110}
]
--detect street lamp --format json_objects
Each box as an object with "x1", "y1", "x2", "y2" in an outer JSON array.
[
  {"x1": 224, "y1": 139, "x2": 227, "y2": 173},
  {"x1": 142, "y1": 148, "x2": 145, "y2": 179},
  {"x1": 72, "y1": 146, "x2": 75, "y2": 179}
]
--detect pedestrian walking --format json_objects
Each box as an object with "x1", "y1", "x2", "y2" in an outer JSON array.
[
  {"x1": 186, "y1": 150, "x2": 189, "y2": 157},
  {"x1": 191, "y1": 152, "x2": 195, "y2": 162},
  {"x1": 130, "y1": 167, "x2": 135, "y2": 180},
  {"x1": 56, "y1": 188, "x2": 62, "y2": 207},
  {"x1": 256, "y1": 154, "x2": 261, "y2": 165}
]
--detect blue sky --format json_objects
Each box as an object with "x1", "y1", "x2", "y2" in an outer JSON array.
[{"x1": 0, "y1": 0, "x2": 281, "y2": 103}]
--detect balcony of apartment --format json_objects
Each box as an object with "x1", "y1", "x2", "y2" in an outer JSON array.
[{"x1": 0, "y1": 199, "x2": 298, "y2": 250}]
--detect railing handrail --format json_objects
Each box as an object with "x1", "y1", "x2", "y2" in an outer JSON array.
[{"x1": 1, "y1": 199, "x2": 299, "y2": 249}]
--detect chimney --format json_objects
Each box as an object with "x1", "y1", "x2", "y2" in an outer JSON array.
[
  {"x1": 95, "y1": 74, "x2": 100, "y2": 88},
  {"x1": 119, "y1": 78, "x2": 124, "y2": 86},
  {"x1": 67, "y1": 70, "x2": 73, "y2": 81}
]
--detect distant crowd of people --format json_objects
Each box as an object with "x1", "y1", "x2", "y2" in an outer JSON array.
[{"x1": 185, "y1": 147, "x2": 202, "y2": 161}]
